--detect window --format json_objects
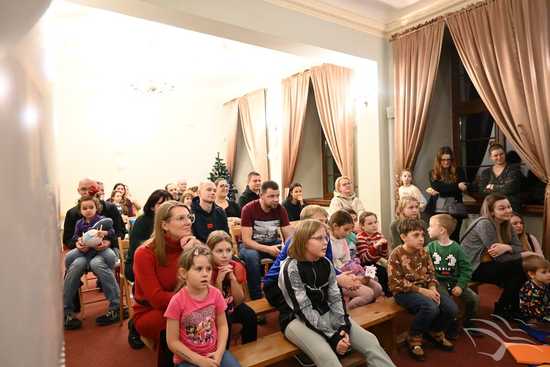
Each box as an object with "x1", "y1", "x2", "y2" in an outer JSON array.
[
  {"x1": 321, "y1": 134, "x2": 341, "y2": 199},
  {"x1": 450, "y1": 43, "x2": 544, "y2": 210}
]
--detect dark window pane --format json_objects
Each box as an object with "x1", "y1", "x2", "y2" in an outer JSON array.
[{"x1": 458, "y1": 112, "x2": 494, "y2": 181}]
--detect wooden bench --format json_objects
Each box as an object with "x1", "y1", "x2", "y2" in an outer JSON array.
[
  {"x1": 246, "y1": 298, "x2": 276, "y2": 316},
  {"x1": 231, "y1": 298, "x2": 404, "y2": 367}
]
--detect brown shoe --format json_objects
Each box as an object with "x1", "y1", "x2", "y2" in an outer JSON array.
[
  {"x1": 407, "y1": 335, "x2": 425, "y2": 361},
  {"x1": 428, "y1": 331, "x2": 454, "y2": 351}
]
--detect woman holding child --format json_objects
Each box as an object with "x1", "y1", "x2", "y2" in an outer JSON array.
[
  {"x1": 132, "y1": 201, "x2": 201, "y2": 367},
  {"x1": 279, "y1": 219, "x2": 395, "y2": 367},
  {"x1": 461, "y1": 194, "x2": 537, "y2": 319}
]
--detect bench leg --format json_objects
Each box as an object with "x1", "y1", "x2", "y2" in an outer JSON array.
[{"x1": 369, "y1": 319, "x2": 397, "y2": 355}]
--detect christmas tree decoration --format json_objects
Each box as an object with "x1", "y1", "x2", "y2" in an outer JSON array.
[{"x1": 208, "y1": 152, "x2": 237, "y2": 200}]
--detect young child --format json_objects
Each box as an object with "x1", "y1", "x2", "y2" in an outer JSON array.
[
  {"x1": 63, "y1": 196, "x2": 121, "y2": 330},
  {"x1": 398, "y1": 169, "x2": 427, "y2": 211},
  {"x1": 165, "y1": 245, "x2": 241, "y2": 367},
  {"x1": 389, "y1": 218, "x2": 458, "y2": 361},
  {"x1": 426, "y1": 214, "x2": 479, "y2": 337},
  {"x1": 206, "y1": 231, "x2": 257, "y2": 345},
  {"x1": 180, "y1": 190, "x2": 194, "y2": 208},
  {"x1": 279, "y1": 219, "x2": 396, "y2": 367},
  {"x1": 519, "y1": 255, "x2": 550, "y2": 322},
  {"x1": 329, "y1": 210, "x2": 383, "y2": 309},
  {"x1": 344, "y1": 208, "x2": 359, "y2": 258},
  {"x1": 356, "y1": 212, "x2": 390, "y2": 295},
  {"x1": 390, "y1": 196, "x2": 429, "y2": 250}
]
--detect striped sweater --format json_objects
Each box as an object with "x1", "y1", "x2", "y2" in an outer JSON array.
[{"x1": 356, "y1": 231, "x2": 388, "y2": 265}]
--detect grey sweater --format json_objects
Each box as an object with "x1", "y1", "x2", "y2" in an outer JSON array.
[{"x1": 460, "y1": 217, "x2": 522, "y2": 271}]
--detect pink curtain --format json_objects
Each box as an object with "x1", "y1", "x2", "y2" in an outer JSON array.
[
  {"x1": 446, "y1": 0, "x2": 550, "y2": 256},
  {"x1": 392, "y1": 21, "x2": 445, "y2": 196},
  {"x1": 281, "y1": 70, "x2": 311, "y2": 191},
  {"x1": 237, "y1": 89, "x2": 269, "y2": 179},
  {"x1": 310, "y1": 64, "x2": 355, "y2": 181},
  {"x1": 223, "y1": 100, "x2": 239, "y2": 175}
]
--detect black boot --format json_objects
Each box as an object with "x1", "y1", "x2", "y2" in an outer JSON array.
[{"x1": 128, "y1": 319, "x2": 145, "y2": 349}]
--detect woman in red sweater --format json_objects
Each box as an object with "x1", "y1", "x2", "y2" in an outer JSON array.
[{"x1": 133, "y1": 200, "x2": 200, "y2": 366}]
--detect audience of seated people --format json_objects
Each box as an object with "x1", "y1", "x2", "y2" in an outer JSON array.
[
  {"x1": 191, "y1": 181, "x2": 230, "y2": 243},
  {"x1": 239, "y1": 180, "x2": 293, "y2": 300},
  {"x1": 282, "y1": 182, "x2": 304, "y2": 221},
  {"x1": 238, "y1": 171, "x2": 262, "y2": 212},
  {"x1": 62, "y1": 168, "x2": 547, "y2": 367},
  {"x1": 329, "y1": 175, "x2": 365, "y2": 215}
]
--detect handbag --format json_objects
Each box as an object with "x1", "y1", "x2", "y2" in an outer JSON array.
[{"x1": 435, "y1": 195, "x2": 468, "y2": 218}]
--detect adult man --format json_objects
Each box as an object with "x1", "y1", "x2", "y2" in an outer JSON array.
[
  {"x1": 238, "y1": 171, "x2": 262, "y2": 212},
  {"x1": 191, "y1": 181, "x2": 230, "y2": 243},
  {"x1": 176, "y1": 179, "x2": 188, "y2": 198},
  {"x1": 165, "y1": 182, "x2": 179, "y2": 200},
  {"x1": 62, "y1": 178, "x2": 126, "y2": 248},
  {"x1": 240, "y1": 180, "x2": 293, "y2": 300}
]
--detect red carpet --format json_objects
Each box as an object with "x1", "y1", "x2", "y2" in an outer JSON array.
[{"x1": 65, "y1": 283, "x2": 543, "y2": 366}]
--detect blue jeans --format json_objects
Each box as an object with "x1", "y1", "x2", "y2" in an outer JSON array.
[
  {"x1": 177, "y1": 351, "x2": 240, "y2": 367},
  {"x1": 394, "y1": 290, "x2": 458, "y2": 336},
  {"x1": 63, "y1": 248, "x2": 120, "y2": 314},
  {"x1": 239, "y1": 244, "x2": 273, "y2": 300}
]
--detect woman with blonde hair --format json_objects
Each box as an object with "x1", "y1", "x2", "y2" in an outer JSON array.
[
  {"x1": 390, "y1": 196, "x2": 429, "y2": 250},
  {"x1": 279, "y1": 220, "x2": 395, "y2": 367},
  {"x1": 328, "y1": 176, "x2": 365, "y2": 216},
  {"x1": 461, "y1": 194, "x2": 535, "y2": 319},
  {"x1": 132, "y1": 201, "x2": 201, "y2": 367}
]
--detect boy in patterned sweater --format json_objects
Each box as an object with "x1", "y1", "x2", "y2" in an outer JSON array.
[
  {"x1": 520, "y1": 255, "x2": 550, "y2": 322},
  {"x1": 389, "y1": 218, "x2": 457, "y2": 361},
  {"x1": 426, "y1": 214, "x2": 480, "y2": 337}
]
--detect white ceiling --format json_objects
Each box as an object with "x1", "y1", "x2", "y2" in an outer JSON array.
[{"x1": 42, "y1": 1, "x2": 313, "y2": 100}]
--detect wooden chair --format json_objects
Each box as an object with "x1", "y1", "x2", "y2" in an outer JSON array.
[
  {"x1": 229, "y1": 223, "x2": 241, "y2": 256},
  {"x1": 117, "y1": 239, "x2": 134, "y2": 326}
]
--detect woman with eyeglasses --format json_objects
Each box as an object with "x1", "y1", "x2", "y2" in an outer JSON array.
[
  {"x1": 214, "y1": 178, "x2": 240, "y2": 220},
  {"x1": 279, "y1": 219, "x2": 396, "y2": 367},
  {"x1": 328, "y1": 176, "x2": 365, "y2": 216},
  {"x1": 479, "y1": 143, "x2": 523, "y2": 212},
  {"x1": 426, "y1": 146, "x2": 468, "y2": 241},
  {"x1": 132, "y1": 201, "x2": 201, "y2": 367}
]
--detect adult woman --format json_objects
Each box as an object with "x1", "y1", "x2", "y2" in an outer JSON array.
[
  {"x1": 283, "y1": 182, "x2": 304, "y2": 222},
  {"x1": 214, "y1": 178, "x2": 240, "y2": 219},
  {"x1": 108, "y1": 190, "x2": 130, "y2": 225},
  {"x1": 112, "y1": 182, "x2": 141, "y2": 214},
  {"x1": 510, "y1": 212, "x2": 544, "y2": 257},
  {"x1": 279, "y1": 219, "x2": 395, "y2": 367},
  {"x1": 479, "y1": 143, "x2": 523, "y2": 212},
  {"x1": 132, "y1": 201, "x2": 201, "y2": 366},
  {"x1": 328, "y1": 176, "x2": 365, "y2": 216},
  {"x1": 426, "y1": 146, "x2": 468, "y2": 241},
  {"x1": 461, "y1": 194, "x2": 535, "y2": 319}
]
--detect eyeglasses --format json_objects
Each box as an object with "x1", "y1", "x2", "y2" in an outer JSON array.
[{"x1": 170, "y1": 213, "x2": 195, "y2": 223}]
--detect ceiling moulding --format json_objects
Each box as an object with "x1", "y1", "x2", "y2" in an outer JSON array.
[
  {"x1": 263, "y1": 0, "x2": 387, "y2": 38},
  {"x1": 385, "y1": 0, "x2": 480, "y2": 35},
  {"x1": 265, "y1": 0, "x2": 479, "y2": 39}
]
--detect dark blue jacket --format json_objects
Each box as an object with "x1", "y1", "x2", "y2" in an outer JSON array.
[{"x1": 191, "y1": 196, "x2": 230, "y2": 243}]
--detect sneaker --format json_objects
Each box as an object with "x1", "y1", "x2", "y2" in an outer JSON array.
[
  {"x1": 407, "y1": 335, "x2": 425, "y2": 361},
  {"x1": 294, "y1": 352, "x2": 315, "y2": 366},
  {"x1": 427, "y1": 331, "x2": 454, "y2": 351},
  {"x1": 96, "y1": 309, "x2": 121, "y2": 326},
  {"x1": 128, "y1": 319, "x2": 145, "y2": 349},
  {"x1": 64, "y1": 313, "x2": 82, "y2": 330}
]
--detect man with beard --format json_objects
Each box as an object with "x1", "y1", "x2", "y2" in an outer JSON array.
[{"x1": 240, "y1": 180, "x2": 293, "y2": 300}]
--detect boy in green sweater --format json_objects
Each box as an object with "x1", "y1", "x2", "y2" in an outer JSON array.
[{"x1": 427, "y1": 214, "x2": 480, "y2": 337}]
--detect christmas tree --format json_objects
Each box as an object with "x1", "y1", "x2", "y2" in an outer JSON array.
[{"x1": 208, "y1": 152, "x2": 237, "y2": 200}]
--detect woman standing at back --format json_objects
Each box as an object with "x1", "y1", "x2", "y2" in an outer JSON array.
[{"x1": 426, "y1": 146, "x2": 468, "y2": 241}]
